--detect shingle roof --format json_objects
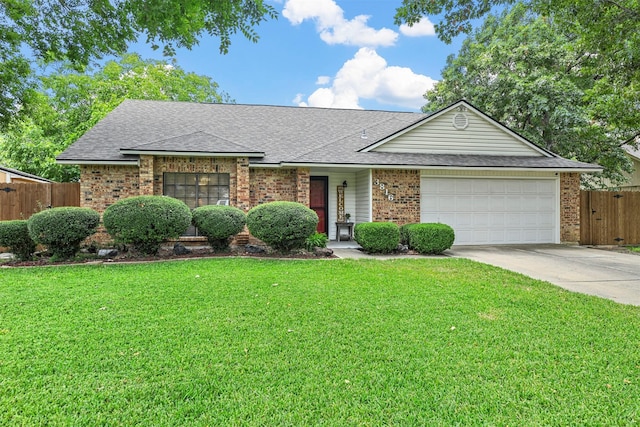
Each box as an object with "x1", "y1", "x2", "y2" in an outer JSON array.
[
  {"x1": 57, "y1": 99, "x2": 601, "y2": 171},
  {"x1": 122, "y1": 131, "x2": 264, "y2": 157},
  {"x1": 0, "y1": 165, "x2": 53, "y2": 182}
]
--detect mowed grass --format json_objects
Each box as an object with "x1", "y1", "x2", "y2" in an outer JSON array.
[{"x1": 1, "y1": 258, "x2": 639, "y2": 426}]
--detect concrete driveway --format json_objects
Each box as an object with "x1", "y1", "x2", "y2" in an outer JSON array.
[{"x1": 451, "y1": 245, "x2": 640, "y2": 306}]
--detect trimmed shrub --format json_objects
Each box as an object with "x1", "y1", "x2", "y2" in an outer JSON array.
[
  {"x1": 103, "y1": 196, "x2": 192, "y2": 255},
  {"x1": 354, "y1": 222, "x2": 399, "y2": 254},
  {"x1": 305, "y1": 232, "x2": 328, "y2": 251},
  {"x1": 27, "y1": 207, "x2": 100, "y2": 259},
  {"x1": 399, "y1": 223, "x2": 418, "y2": 246},
  {"x1": 246, "y1": 201, "x2": 318, "y2": 252},
  {"x1": 192, "y1": 205, "x2": 246, "y2": 251},
  {"x1": 0, "y1": 220, "x2": 36, "y2": 261},
  {"x1": 407, "y1": 223, "x2": 455, "y2": 255}
]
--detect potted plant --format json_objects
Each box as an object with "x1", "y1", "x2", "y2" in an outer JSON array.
[{"x1": 345, "y1": 213, "x2": 351, "y2": 222}]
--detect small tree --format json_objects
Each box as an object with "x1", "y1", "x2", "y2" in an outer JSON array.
[
  {"x1": 192, "y1": 205, "x2": 246, "y2": 251},
  {"x1": 246, "y1": 201, "x2": 318, "y2": 252},
  {"x1": 103, "y1": 196, "x2": 191, "y2": 255},
  {"x1": 27, "y1": 207, "x2": 100, "y2": 259}
]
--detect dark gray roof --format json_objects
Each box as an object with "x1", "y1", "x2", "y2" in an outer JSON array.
[
  {"x1": 0, "y1": 164, "x2": 53, "y2": 182},
  {"x1": 122, "y1": 131, "x2": 264, "y2": 157},
  {"x1": 57, "y1": 99, "x2": 602, "y2": 171}
]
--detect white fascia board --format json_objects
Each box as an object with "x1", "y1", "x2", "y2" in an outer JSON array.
[
  {"x1": 57, "y1": 159, "x2": 140, "y2": 166},
  {"x1": 247, "y1": 163, "x2": 283, "y2": 168},
  {"x1": 119, "y1": 150, "x2": 265, "y2": 158},
  {"x1": 278, "y1": 162, "x2": 602, "y2": 173}
]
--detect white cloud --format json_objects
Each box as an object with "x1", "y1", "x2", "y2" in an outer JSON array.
[
  {"x1": 292, "y1": 93, "x2": 306, "y2": 106},
  {"x1": 295, "y1": 48, "x2": 437, "y2": 110},
  {"x1": 282, "y1": 0, "x2": 398, "y2": 47},
  {"x1": 399, "y1": 18, "x2": 436, "y2": 37},
  {"x1": 315, "y1": 76, "x2": 330, "y2": 85}
]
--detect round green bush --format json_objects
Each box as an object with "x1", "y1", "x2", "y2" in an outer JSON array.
[
  {"x1": 0, "y1": 220, "x2": 36, "y2": 261},
  {"x1": 399, "y1": 223, "x2": 418, "y2": 246},
  {"x1": 27, "y1": 207, "x2": 100, "y2": 259},
  {"x1": 354, "y1": 222, "x2": 399, "y2": 254},
  {"x1": 103, "y1": 196, "x2": 192, "y2": 255},
  {"x1": 246, "y1": 201, "x2": 318, "y2": 252},
  {"x1": 407, "y1": 223, "x2": 455, "y2": 255},
  {"x1": 192, "y1": 205, "x2": 246, "y2": 251}
]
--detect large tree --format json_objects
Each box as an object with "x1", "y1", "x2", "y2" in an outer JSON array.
[
  {"x1": 397, "y1": 0, "x2": 639, "y2": 186},
  {"x1": 0, "y1": 0, "x2": 276, "y2": 126},
  {"x1": 0, "y1": 53, "x2": 231, "y2": 181}
]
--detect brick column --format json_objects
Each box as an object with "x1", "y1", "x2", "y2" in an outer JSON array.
[
  {"x1": 371, "y1": 169, "x2": 421, "y2": 225},
  {"x1": 296, "y1": 168, "x2": 310, "y2": 206},
  {"x1": 236, "y1": 157, "x2": 251, "y2": 211},
  {"x1": 139, "y1": 155, "x2": 154, "y2": 195},
  {"x1": 560, "y1": 172, "x2": 581, "y2": 243}
]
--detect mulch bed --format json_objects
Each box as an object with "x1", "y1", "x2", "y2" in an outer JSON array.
[{"x1": 0, "y1": 246, "x2": 335, "y2": 268}]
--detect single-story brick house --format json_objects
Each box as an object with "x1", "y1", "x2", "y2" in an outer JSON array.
[{"x1": 57, "y1": 99, "x2": 601, "y2": 245}]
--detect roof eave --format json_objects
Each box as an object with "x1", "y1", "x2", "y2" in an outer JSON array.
[
  {"x1": 119, "y1": 149, "x2": 265, "y2": 158},
  {"x1": 275, "y1": 161, "x2": 603, "y2": 173},
  {"x1": 57, "y1": 159, "x2": 140, "y2": 166}
]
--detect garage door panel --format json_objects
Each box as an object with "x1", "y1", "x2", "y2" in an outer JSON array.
[
  {"x1": 473, "y1": 180, "x2": 489, "y2": 192},
  {"x1": 472, "y1": 196, "x2": 489, "y2": 212},
  {"x1": 421, "y1": 177, "x2": 558, "y2": 245},
  {"x1": 537, "y1": 195, "x2": 555, "y2": 211}
]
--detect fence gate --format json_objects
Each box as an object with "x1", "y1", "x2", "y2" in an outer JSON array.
[
  {"x1": 0, "y1": 182, "x2": 80, "y2": 221},
  {"x1": 581, "y1": 190, "x2": 640, "y2": 245}
]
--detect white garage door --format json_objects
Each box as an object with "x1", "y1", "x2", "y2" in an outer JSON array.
[{"x1": 420, "y1": 177, "x2": 558, "y2": 245}]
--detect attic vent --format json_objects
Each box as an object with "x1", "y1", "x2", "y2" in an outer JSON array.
[{"x1": 452, "y1": 112, "x2": 469, "y2": 130}]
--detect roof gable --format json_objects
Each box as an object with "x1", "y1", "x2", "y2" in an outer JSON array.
[{"x1": 361, "y1": 101, "x2": 550, "y2": 157}]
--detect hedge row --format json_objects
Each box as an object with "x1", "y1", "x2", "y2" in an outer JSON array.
[
  {"x1": 0, "y1": 196, "x2": 455, "y2": 259},
  {"x1": 355, "y1": 222, "x2": 455, "y2": 255},
  {"x1": 0, "y1": 198, "x2": 322, "y2": 259}
]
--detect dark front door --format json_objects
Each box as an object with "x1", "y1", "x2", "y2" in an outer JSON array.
[{"x1": 310, "y1": 177, "x2": 328, "y2": 234}]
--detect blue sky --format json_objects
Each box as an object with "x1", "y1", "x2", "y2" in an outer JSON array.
[{"x1": 131, "y1": 0, "x2": 465, "y2": 112}]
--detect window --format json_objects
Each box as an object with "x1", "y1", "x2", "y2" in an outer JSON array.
[{"x1": 163, "y1": 172, "x2": 230, "y2": 236}]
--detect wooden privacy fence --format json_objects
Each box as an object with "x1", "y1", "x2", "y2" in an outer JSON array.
[
  {"x1": 580, "y1": 190, "x2": 640, "y2": 245},
  {"x1": 0, "y1": 182, "x2": 80, "y2": 221}
]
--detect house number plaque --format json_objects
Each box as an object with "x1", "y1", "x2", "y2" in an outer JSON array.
[{"x1": 373, "y1": 178, "x2": 395, "y2": 201}]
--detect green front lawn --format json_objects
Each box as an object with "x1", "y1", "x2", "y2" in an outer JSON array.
[{"x1": 1, "y1": 258, "x2": 638, "y2": 425}]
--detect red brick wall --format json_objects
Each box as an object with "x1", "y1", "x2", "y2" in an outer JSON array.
[
  {"x1": 139, "y1": 155, "x2": 154, "y2": 195},
  {"x1": 560, "y1": 172, "x2": 581, "y2": 243},
  {"x1": 80, "y1": 165, "x2": 140, "y2": 213},
  {"x1": 249, "y1": 168, "x2": 298, "y2": 205},
  {"x1": 296, "y1": 168, "x2": 310, "y2": 206},
  {"x1": 371, "y1": 169, "x2": 421, "y2": 225}
]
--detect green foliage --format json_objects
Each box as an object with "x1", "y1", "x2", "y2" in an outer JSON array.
[
  {"x1": 406, "y1": 223, "x2": 455, "y2": 255},
  {"x1": 0, "y1": 1, "x2": 276, "y2": 130},
  {"x1": 395, "y1": 1, "x2": 640, "y2": 187},
  {"x1": 27, "y1": 207, "x2": 100, "y2": 259},
  {"x1": 305, "y1": 232, "x2": 328, "y2": 252},
  {"x1": 0, "y1": 54, "x2": 232, "y2": 182},
  {"x1": 354, "y1": 222, "x2": 400, "y2": 254},
  {"x1": 0, "y1": 220, "x2": 36, "y2": 261},
  {"x1": 192, "y1": 205, "x2": 246, "y2": 251},
  {"x1": 103, "y1": 196, "x2": 192, "y2": 255},
  {"x1": 246, "y1": 202, "x2": 319, "y2": 253},
  {"x1": 418, "y1": 4, "x2": 635, "y2": 187},
  {"x1": 399, "y1": 223, "x2": 418, "y2": 246}
]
